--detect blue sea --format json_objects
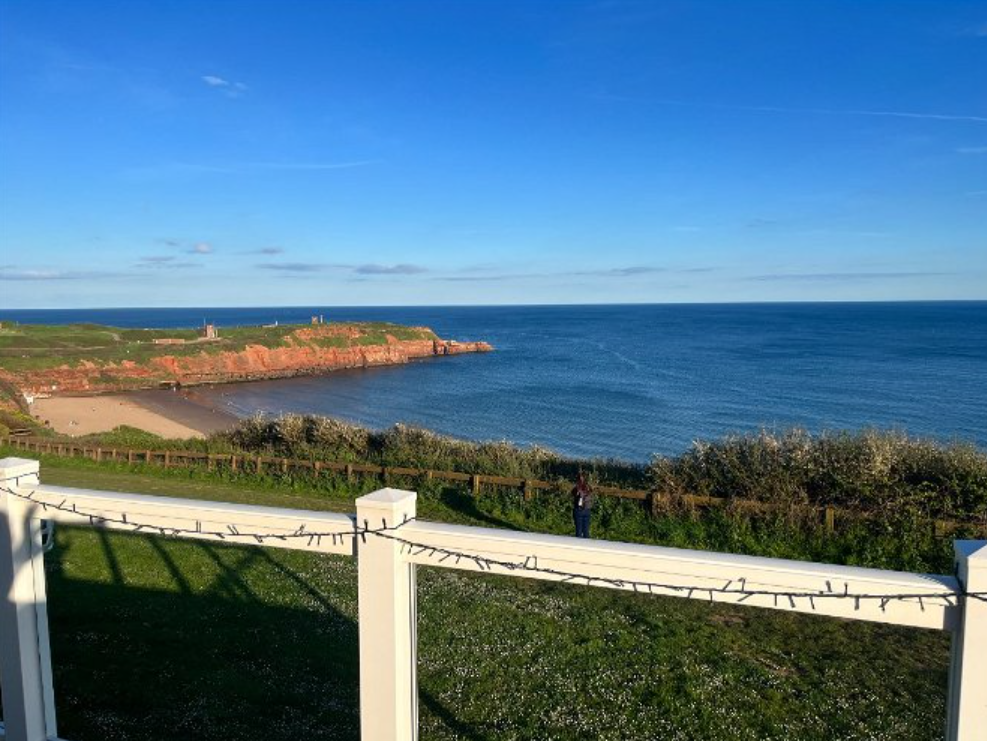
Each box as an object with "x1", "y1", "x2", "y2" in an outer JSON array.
[{"x1": 2, "y1": 303, "x2": 985, "y2": 461}]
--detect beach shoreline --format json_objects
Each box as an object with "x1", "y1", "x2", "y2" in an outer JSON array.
[{"x1": 30, "y1": 389, "x2": 240, "y2": 439}]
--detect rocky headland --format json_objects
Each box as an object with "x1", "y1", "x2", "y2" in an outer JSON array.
[{"x1": 0, "y1": 321, "x2": 493, "y2": 400}]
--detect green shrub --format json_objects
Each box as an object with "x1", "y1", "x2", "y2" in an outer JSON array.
[
  {"x1": 649, "y1": 429, "x2": 987, "y2": 522},
  {"x1": 219, "y1": 413, "x2": 647, "y2": 485}
]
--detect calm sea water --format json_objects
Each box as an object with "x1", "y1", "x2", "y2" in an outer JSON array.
[{"x1": 2, "y1": 303, "x2": 984, "y2": 461}]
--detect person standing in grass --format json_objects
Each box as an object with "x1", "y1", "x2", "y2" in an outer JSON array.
[{"x1": 572, "y1": 472, "x2": 593, "y2": 538}]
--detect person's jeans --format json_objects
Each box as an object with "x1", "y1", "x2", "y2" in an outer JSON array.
[{"x1": 574, "y1": 508, "x2": 591, "y2": 538}]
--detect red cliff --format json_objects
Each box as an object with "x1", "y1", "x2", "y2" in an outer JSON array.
[{"x1": 5, "y1": 331, "x2": 493, "y2": 397}]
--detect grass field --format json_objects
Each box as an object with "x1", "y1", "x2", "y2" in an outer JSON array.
[{"x1": 4, "y1": 449, "x2": 954, "y2": 740}]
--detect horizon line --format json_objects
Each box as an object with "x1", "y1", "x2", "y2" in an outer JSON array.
[{"x1": 1, "y1": 298, "x2": 986, "y2": 312}]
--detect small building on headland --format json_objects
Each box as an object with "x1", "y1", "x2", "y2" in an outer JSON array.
[{"x1": 201, "y1": 323, "x2": 217, "y2": 339}]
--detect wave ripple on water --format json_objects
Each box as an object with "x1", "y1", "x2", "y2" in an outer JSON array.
[{"x1": 3, "y1": 302, "x2": 984, "y2": 461}]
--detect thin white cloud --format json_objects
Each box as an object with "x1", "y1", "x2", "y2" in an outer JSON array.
[
  {"x1": 247, "y1": 160, "x2": 378, "y2": 171},
  {"x1": 239, "y1": 247, "x2": 284, "y2": 255},
  {"x1": 572, "y1": 266, "x2": 666, "y2": 277},
  {"x1": 189, "y1": 243, "x2": 213, "y2": 254},
  {"x1": 136, "y1": 261, "x2": 200, "y2": 270},
  {"x1": 784, "y1": 107, "x2": 987, "y2": 124},
  {"x1": 435, "y1": 273, "x2": 539, "y2": 283},
  {"x1": 256, "y1": 261, "x2": 427, "y2": 276},
  {"x1": 960, "y1": 22, "x2": 987, "y2": 37},
  {"x1": 121, "y1": 160, "x2": 376, "y2": 180},
  {"x1": 355, "y1": 263, "x2": 427, "y2": 275},
  {"x1": 607, "y1": 96, "x2": 987, "y2": 124},
  {"x1": 0, "y1": 269, "x2": 123, "y2": 281},
  {"x1": 201, "y1": 74, "x2": 248, "y2": 97},
  {"x1": 748, "y1": 271, "x2": 950, "y2": 282},
  {"x1": 433, "y1": 265, "x2": 712, "y2": 282},
  {"x1": 257, "y1": 262, "x2": 343, "y2": 273}
]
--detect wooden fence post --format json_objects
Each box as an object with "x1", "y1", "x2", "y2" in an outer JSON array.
[
  {"x1": 0, "y1": 457, "x2": 58, "y2": 741},
  {"x1": 356, "y1": 488, "x2": 419, "y2": 741},
  {"x1": 231, "y1": 455, "x2": 238, "y2": 472},
  {"x1": 346, "y1": 463, "x2": 354, "y2": 482},
  {"x1": 471, "y1": 474, "x2": 481, "y2": 497},
  {"x1": 825, "y1": 506, "x2": 836, "y2": 534},
  {"x1": 946, "y1": 540, "x2": 987, "y2": 740}
]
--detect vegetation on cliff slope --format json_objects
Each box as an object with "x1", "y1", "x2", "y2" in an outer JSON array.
[{"x1": 219, "y1": 417, "x2": 987, "y2": 517}]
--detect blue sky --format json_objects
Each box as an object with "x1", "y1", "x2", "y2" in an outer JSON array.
[{"x1": 0, "y1": 0, "x2": 985, "y2": 308}]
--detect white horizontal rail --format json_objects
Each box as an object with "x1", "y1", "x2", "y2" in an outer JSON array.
[
  {"x1": 400, "y1": 520, "x2": 962, "y2": 631},
  {"x1": 27, "y1": 484, "x2": 357, "y2": 556}
]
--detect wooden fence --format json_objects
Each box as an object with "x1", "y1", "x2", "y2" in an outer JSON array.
[{"x1": 3, "y1": 434, "x2": 985, "y2": 537}]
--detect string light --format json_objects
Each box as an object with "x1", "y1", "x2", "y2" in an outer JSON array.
[
  {"x1": 2, "y1": 481, "x2": 984, "y2": 610},
  {"x1": 372, "y1": 529, "x2": 987, "y2": 610},
  {"x1": 0, "y1": 482, "x2": 411, "y2": 546}
]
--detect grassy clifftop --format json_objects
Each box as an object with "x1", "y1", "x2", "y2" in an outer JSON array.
[
  {"x1": 0, "y1": 321, "x2": 439, "y2": 373},
  {"x1": 0, "y1": 320, "x2": 493, "y2": 396}
]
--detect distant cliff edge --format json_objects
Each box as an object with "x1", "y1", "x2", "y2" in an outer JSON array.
[{"x1": 0, "y1": 321, "x2": 493, "y2": 398}]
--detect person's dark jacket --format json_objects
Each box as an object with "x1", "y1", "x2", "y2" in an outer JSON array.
[{"x1": 572, "y1": 482, "x2": 594, "y2": 511}]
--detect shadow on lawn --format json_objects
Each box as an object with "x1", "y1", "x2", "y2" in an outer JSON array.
[
  {"x1": 439, "y1": 486, "x2": 522, "y2": 532},
  {"x1": 41, "y1": 527, "x2": 487, "y2": 741}
]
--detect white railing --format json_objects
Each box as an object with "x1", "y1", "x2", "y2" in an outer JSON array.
[{"x1": 0, "y1": 456, "x2": 984, "y2": 741}]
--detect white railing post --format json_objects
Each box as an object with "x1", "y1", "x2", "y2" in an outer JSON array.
[
  {"x1": 947, "y1": 540, "x2": 987, "y2": 741},
  {"x1": 356, "y1": 488, "x2": 419, "y2": 741},
  {"x1": 0, "y1": 457, "x2": 57, "y2": 741}
]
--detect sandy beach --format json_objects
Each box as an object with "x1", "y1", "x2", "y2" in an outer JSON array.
[{"x1": 30, "y1": 390, "x2": 240, "y2": 439}]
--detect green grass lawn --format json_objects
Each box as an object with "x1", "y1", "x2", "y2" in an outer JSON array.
[{"x1": 6, "y1": 451, "x2": 954, "y2": 740}]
